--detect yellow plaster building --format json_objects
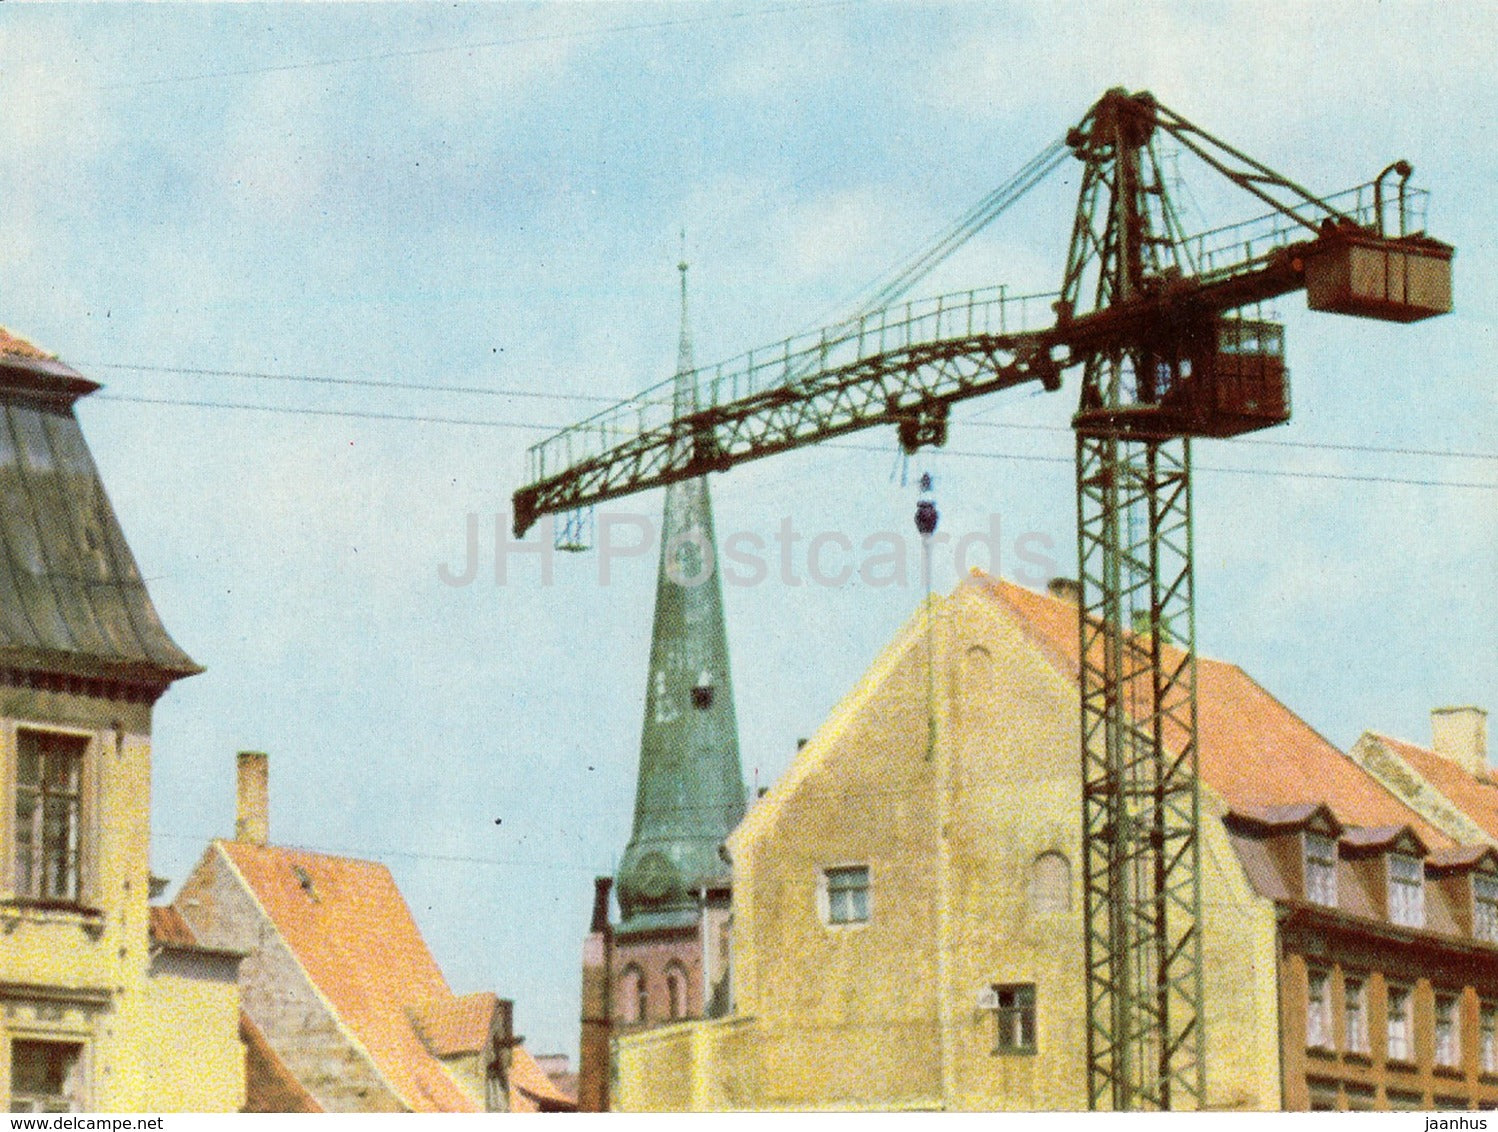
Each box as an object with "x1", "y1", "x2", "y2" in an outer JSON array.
[
  {"x1": 0, "y1": 330, "x2": 244, "y2": 1112},
  {"x1": 616, "y1": 574, "x2": 1494, "y2": 1111}
]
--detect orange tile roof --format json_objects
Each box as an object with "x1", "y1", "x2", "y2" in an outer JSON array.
[
  {"x1": 241, "y1": 1013, "x2": 323, "y2": 1113},
  {"x1": 510, "y1": 1045, "x2": 577, "y2": 1112},
  {"x1": 148, "y1": 904, "x2": 198, "y2": 948},
  {"x1": 0, "y1": 326, "x2": 53, "y2": 361},
  {"x1": 1370, "y1": 733, "x2": 1498, "y2": 843},
  {"x1": 217, "y1": 839, "x2": 478, "y2": 1112},
  {"x1": 977, "y1": 577, "x2": 1453, "y2": 847},
  {"x1": 408, "y1": 991, "x2": 498, "y2": 1058}
]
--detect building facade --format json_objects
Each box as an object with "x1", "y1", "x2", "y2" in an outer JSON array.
[
  {"x1": 175, "y1": 751, "x2": 574, "y2": 1113},
  {"x1": 0, "y1": 329, "x2": 245, "y2": 1112},
  {"x1": 615, "y1": 575, "x2": 1497, "y2": 1111}
]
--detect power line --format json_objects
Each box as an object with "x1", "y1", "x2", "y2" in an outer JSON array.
[
  {"x1": 86, "y1": 359, "x2": 1497, "y2": 463},
  {"x1": 88, "y1": 392, "x2": 1498, "y2": 491},
  {"x1": 92, "y1": 393, "x2": 556, "y2": 432},
  {"x1": 152, "y1": 829, "x2": 602, "y2": 875},
  {"x1": 953, "y1": 418, "x2": 1498, "y2": 463},
  {"x1": 81, "y1": 361, "x2": 624, "y2": 405},
  {"x1": 86, "y1": 0, "x2": 862, "y2": 93}
]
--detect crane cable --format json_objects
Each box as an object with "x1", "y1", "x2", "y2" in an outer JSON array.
[
  {"x1": 806, "y1": 136, "x2": 1072, "y2": 336},
  {"x1": 858, "y1": 137, "x2": 1071, "y2": 314}
]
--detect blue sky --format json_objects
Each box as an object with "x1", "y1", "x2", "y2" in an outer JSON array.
[{"x1": 1, "y1": 2, "x2": 1493, "y2": 1058}]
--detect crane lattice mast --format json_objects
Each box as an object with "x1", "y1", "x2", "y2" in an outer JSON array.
[{"x1": 514, "y1": 89, "x2": 1453, "y2": 1110}]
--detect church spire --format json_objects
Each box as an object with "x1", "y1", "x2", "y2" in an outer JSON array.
[
  {"x1": 614, "y1": 259, "x2": 745, "y2": 933},
  {"x1": 674, "y1": 235, "x2": 696, "y2": 416}
]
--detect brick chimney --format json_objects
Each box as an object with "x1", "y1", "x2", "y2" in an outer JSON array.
[
  {"x1": 236, "y1": 751, "x2": 269, "y2": 846},
  {"x1": 1430, "y1": 707, "x2": 1489, "y2": 777}
]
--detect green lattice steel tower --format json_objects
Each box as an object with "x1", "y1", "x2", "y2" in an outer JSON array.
[{"x1": 615, "y1": 261, "x2": 747, "y2": 934}]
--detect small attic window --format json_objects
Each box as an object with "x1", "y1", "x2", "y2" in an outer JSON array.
[
  {"x1": 1388, "y1": 854, "x2": 1424, "y2": 928},
  {"x1": 1475, "y1": 874, "x2": 1498, "y2": 943},
  {"x1": 1304, "y1": 833, "x2": 1337, "y2": 907}
]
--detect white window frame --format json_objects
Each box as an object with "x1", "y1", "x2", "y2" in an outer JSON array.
[
  {"x1": 822, "y1": 865, "x2": 870, "y2": 926},
  {"x1": 1388, "y1": 854, "x2": 1425, "y2": 928},
  {"x1": 9, "y1": 726, "x2": 97, "y2": 907},
  {"x1": 1306, "y1": 969, "x2": 1333, "y2": 1050},
  {"x1": 1304, "y1": 832, "x2": 1338, "y2": 907},
  {"x1": 1481, "y1": 1002, "x2": 1497, "y2": 1076},
  {"x1": 1343, "y1": 976, "x2": 1369, "y2": 1054},
  {"x1": 1434, "y1": 993, "x2": 1461, "y2": 1068},
  {"x1": 1475, "y1": 874, "x2": 1498, "y2": 944},
  {"x1": 992, "y1": 983, "x2": 1036, "y2": 1054},
  {"x1": 1386, "y1": 985, "x2": 1412, "y2": 1062}
]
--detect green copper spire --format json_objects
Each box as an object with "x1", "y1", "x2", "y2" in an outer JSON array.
[{"x1": 615, "y1": 258, "x2": 746, "y2": 933}]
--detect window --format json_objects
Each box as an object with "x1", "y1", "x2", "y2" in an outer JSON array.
[
  {"x1": 1476, "y1": 875, "x2": 1498, "y2": 943},
  {"x1": 1306, "y1": 970, "x2": 1333, "y2": 1050},
  {"x1": 1482, "y1": 1004, "x2": 1497, "y2": 1075},
  {"x1": 1304, "y1": 833, "x2": 1338, "y2": 907},
  {"x1": 1389, "y1": 854, "x2": 1425, "y2": 928},
  {"x1": 619, "y1": 965, "x2": 646, "y2": 1025},
  {"x1": 1307, "y1": 1077, "x2": 1339, "y2": 1111},
  {"x1": 1387, "y1": 985, "x2": 1412, "y2": 1061},
  {"x1": 825, "y1": 866, "x2": 869, "y2": 925},
  {"x1": 1028, "y1": 852, "x2": 1071, "y2": 915},
  {"x1": 992, "y1": 984, "x2": 1036, "y2": 1054},
  {"x1": 1346, "y1": 1084, "x2": 1376, "y2": 1111},
  {"x1": 1434, "y1": 994, "x2": 1461, "y2": 1067},
  {"x1": 14, "y1": 730, "x2": 87, "y2": 903},
  {"x1": 9, "y1": 1040, "x2": 83, "y2": 1113},
  {"x1": 664, "y1": 963, "x2": 688, "y2": 1021},
  {"x1": 1344, "y1": 977, "x2": 1369, "y2": 1054},
  {"x1": 1387, "y1": 1089, "x2": 1424, "y2": 1111}
]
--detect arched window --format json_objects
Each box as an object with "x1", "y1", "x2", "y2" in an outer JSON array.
[
  {"x1": 619, "y1": 965, "x2": 646, "y2": 1024},
  {"x1": 1029, "y1": 851, "x2": 1071, "y2": 915},
  {"x1": 664, "y1": 962, "x2": 689, "y2": 1021}
]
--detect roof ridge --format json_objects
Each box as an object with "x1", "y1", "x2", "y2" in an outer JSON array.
[{"x1": 730, "y1": 593, "x2": 947, "y2": 854}]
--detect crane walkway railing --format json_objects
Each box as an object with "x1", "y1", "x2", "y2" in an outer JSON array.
[
  {"x1": 1184, "y1": 180, "x2": 1431, "y2": 287},
  {"x1": 526, "y1": 284, "x2": 1057, "y2": 484}
]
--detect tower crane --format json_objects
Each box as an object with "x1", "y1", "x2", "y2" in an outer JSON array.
[{"x1": 513, "y1": 89, "x2": 1453, "y2": 1109}]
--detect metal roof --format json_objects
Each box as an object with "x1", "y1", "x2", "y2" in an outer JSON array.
[{"x1": 0, "y1": 341, "x2": 200, "y2": 688}]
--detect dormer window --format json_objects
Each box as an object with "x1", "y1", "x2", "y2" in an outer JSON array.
[
  {"x1": 1476, "y1": 874, "x2": 1498, "y2": 943},
  {"x1": 1388, "y1": 854, "x2": 1425, "y2": 928},
  {"x1": 1304, "y1": 833, "x2": 1338, "y2": 907}
]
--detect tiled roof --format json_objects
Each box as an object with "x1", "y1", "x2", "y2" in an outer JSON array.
[
  {"x1": 149, "y1": 904, "x2": 198, "y2": 948},
  {"x1": 510, "y1": 1045, "x2": 578, "y2": 1112},
  {"x1": 1370, "y1": 733, "x2": 1498, "y2": 843},
  {"x1": 0, "y1": 326, "x2": 54, "y2": 361},
  {"x1": 217, "y1": 839, "x2": 478, "y2": 1113},
  {"x1": 408, "y1": 991, "x2": 498, "y2": 1058},
  {"x1": 1339, "y1": 824, "x2": 1424, "y2": 853},
  {"x1": 241, "y1": 1013, "x2": 322, "y2": 1113},
  {"x1": 0, "y1": 334, "x2": 199, "y2": 687},
  {"x1": 1428, "y1": 844, "x2": 1498, "y2": 871},
  {"x1": 978, "y1": 577, "x2": 1453, "y2": 847}
]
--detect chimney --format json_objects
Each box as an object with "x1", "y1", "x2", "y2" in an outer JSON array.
[
  {"x1": 236, "y1": 751, "x2": 269, "y2": 846},
  {"x1": 1430, "y1": 707, "x2": 1490, "y2": 777},
  {"x1": 1048, "y1": 576, "x2": 1082, "y2": 606}
]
